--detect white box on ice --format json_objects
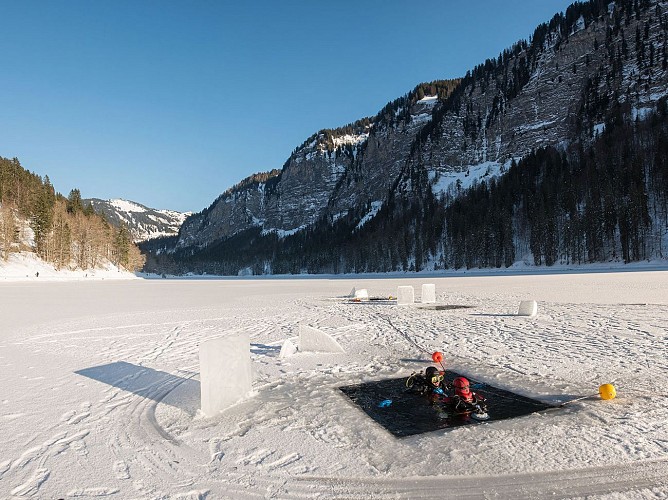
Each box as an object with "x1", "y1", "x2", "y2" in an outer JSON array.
[
  {"x1": 397, "y1": 286, "x2": 415, "y2": 305},
  {"x1": 421, "y1": 284, "x2": 436, "y2": 303},
  {"x1": 518, "y1": 300, "x2": 538, "y2": 317},
  {"x1": 354, "y1": 288, "x2": 369, "y2": 300},
  {"x1": 199, "y1": 333, "x2": 252, "y2": 417}
]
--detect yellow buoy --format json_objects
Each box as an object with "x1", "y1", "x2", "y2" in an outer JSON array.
[{"x1": 599, "y1": 383, "x2": 616, "y2": 400}]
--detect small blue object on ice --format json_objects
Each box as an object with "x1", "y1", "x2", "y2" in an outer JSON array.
[{"x1": 378, "y1": 399, "x2": 393, "y2": 408}]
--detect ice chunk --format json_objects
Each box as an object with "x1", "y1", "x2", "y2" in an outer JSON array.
[
  {"x1": 518, "y1": 300, "x2": 538, "y2": 317},
  {"x1": 298, "y1": 325, "x2": 344, "y2": 353},
  {"x1": 421, "y1": 284, "x2": 436, "y2": 304},
  {"x1": 199, "y1": 333, "x2": 252, "y2": 417},
  {"x1": 397, "y1": 286, "x2": 415, "y2": 305},
  {"x1": 280, "y1": 338, "x2": 298, "y2": 358}
]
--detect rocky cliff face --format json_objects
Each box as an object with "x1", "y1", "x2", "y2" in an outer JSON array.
[
  {"x1": 176, "y1": 0, "x2": 668, "y2": 253},
  {"x1": 415, "y1": 4, "x2": 666, "y2": 186},
  {"x1": 176, "y1": 127, "x2": 371, "y2": 249}
]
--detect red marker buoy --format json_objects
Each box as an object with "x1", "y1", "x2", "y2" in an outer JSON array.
[{"x1": 432, "y1": 351, "x2": 446, "y2": 373}]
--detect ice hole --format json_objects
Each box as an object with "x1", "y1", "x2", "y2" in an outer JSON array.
[{"x1": 340, "y1": 371, "x2": 556, "y2": 438}]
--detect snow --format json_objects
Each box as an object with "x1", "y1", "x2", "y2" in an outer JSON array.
[
  {"x1": 632, "y1": 106, "x2": 655, "y2": 121},
  {"x1": 1, "y1": 269, "x2": 668, "y2": 498},
  {"x1": 430, "y1": 159, "x2": 510, "y2": 196},
  {"x1": 594, "y1": 122, "x2": 606, "y2": 136},
  {"x1": 0, "y1": 251, "x2": 138, "y2": 282},
  {"x1": 648, "y1": 89, "x2": 668, "y2": 103},
  {"x1": 417, "y1": 95, "x2": 438, "y2": 106},
  {"x1": 110, "y1": 199, "x2": 146, "y2": 213},
  {"x1": 517, "y1": 119, "x2": 556, "y2": 133},
  {"x1": 397, "y1": 285, "x2": 415, "y2": 305},
  {"x1": 158, "y1": 208, "x2": 192, "y2": 222},
  {"x1": 355, "y1": 201, "x2": 383, "y2": 230},
  {"x1": 517, "y1": 299, "x2": 538, "y2": 317},
  {"x1": 332, "y1": 133, "x2": 369, "y2": 149},
  {"x1": 421, "y1": 283, "x2": 436, "y2": 304},
  {"x1": 298, "y1": 325, "x2": 345, "y2": 354},
  {"x1": 261, "y1": 225, "x2": 307, "y2": 238},
  {"x1": 411, "y1": 112, "x2": 432, "y2": 125}
]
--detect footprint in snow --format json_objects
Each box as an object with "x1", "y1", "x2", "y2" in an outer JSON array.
[{"x1": 114, "y1": 460, "x2": 130, "y2": 480}]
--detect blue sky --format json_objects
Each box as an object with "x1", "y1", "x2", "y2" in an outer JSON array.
[{"x1": 1, "y1": 1, "x2": 575, "y2": 213}]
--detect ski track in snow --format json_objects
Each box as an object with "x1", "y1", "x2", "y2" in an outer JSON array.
[{"x1": 0, "y1": 275, "x2": 667, "y2": 498}]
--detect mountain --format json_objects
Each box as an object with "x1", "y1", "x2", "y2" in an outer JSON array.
[
  {"x1": 85, "y1": 198, "x2": 190, "y2": 243},
  {"x1": 149, "y1": 0, "x2": 668, "y2": 275},
  {"x1": 174, "y1": 85, "x2": 457, "y2": 251}
]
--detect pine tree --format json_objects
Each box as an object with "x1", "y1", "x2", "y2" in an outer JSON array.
[
  {"x1": 67, "y1": 188, "x2": 84, "y2": 214},
  {"x1": 30, "y1": 181, "x2": 55, "y2": 258},
  {"x1": 0, "y1": 204, "x2": 18, "y2": 260},
  {"x1": 113, "y1": 223, "x2": 131, "y2": 269},
  {"x1": 50, "y1": 201, "x2": 72, "y2": 269}
]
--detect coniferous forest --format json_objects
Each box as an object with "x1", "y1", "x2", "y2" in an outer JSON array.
[
  {"x1": 0, "y1": 157, "x2": 145, "y2": 271},
  {"x1": 442, "y1": 100, "x2": 668, "y2": 269}
]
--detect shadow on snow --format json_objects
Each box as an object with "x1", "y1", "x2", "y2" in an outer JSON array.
[{"x1": 75, "y1": 361, "x2": 200, "y2": 414}]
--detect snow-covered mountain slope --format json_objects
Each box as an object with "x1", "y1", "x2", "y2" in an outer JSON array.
[{"x1": 85, "y1": 198, "x2": 190, "y2": 242}]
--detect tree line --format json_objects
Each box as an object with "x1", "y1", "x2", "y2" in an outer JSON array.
[{"x1": 0, "y1": 157, "x2": 144, "y2": 271}]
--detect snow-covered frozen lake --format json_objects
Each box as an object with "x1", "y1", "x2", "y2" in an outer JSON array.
[{"x1": 1, "y1": 272, "x2": 667, "y2": 498}]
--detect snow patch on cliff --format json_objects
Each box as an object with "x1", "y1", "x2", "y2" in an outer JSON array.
[
  {"x1": 417, "y1": 95, "x2": 438, "y2": 105},
  {"x1": 355, "y1": 201, "x2": 383, "y2": 230},
  {"x1": 262, "y1": 225, "x2": 307, "y2": 239},
  {"x1": 332, "y1": 133, "x2": 369, "y2": 148},
  {"x1": 430, "y1": 159, "x2": 516, "y2": 196}
]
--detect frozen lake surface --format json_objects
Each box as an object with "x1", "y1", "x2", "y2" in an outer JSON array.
[{"x1": 1, "y1": 272, "x2": 667, "y2": 498}]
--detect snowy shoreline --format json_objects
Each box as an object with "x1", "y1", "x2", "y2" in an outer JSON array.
[
  {"x1": 4, "y1": 247, "x2": 668, "y2": 283},
  {"x1": 141, "y1": 260, "x2": 668, "y2": 280},
  {"x1": 0, "y1": 251, "x2": 138, "y2": 282}
]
